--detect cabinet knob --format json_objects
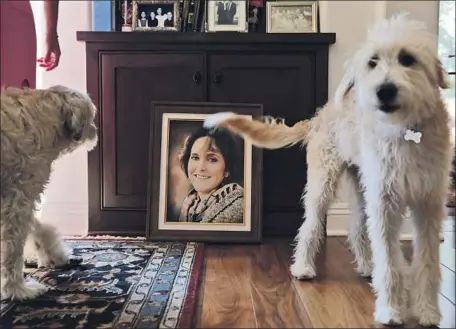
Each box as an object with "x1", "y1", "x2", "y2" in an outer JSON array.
[
  {"x1": 192, "y1": 71, "x2": 201, "y2": 84},
  {"x1": 213, "y1": 73, "x2": 222, "y2": 84}
]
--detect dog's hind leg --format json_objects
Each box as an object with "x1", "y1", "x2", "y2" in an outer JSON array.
[
  {"x1": 1, "y1": 206, "x2": 48, "y2": 301},
  {"x1": 345, "y1": 166, "x2": 372, "y2": 278},
  {"x1": 290, "y1": 142, "x2": 345, "y2": 279},
  {"x1": 408, "y1": 198, "x2": 445, "y2": 327}
]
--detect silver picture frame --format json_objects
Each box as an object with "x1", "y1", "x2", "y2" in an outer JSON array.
[
  {"x1": 206, "y1": 0, "x2": 248, "y2": 33},
  {"x1": 266, "y1": 1, "x2": 318, "y2": 34}
]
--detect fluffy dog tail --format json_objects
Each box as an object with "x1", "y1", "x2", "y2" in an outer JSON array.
[{"x1": 203, "y1": 112, "x2": 310, "y2": 150}]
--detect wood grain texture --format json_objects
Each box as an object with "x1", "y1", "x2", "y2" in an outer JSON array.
[
  {"x1": 248, "y1": 243, "x2": 311, "y2": 328},
  {"x1": 196, "y1": 215, "x2": 455, "y2": 328},
  {"x1": 281, "y1": 238, "x2": 375, "y2": 328},
  {"x1": 196, "y1": 245, "x2": 257, "y2": 328}
]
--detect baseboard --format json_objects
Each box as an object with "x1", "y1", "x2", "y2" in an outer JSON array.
[
  {"x1": 327, "y1": 202, "x2": 414, "y2": 240},
  {"x1": 40, "y1": 201, "x2": 423, "y2": 240},
  {"x1": 38, "y1": 201, "x2": 88, "y2": 236}
]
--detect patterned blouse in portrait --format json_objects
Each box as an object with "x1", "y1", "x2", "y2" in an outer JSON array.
[{"x1": 178, "y1": 183, "x2": 244, "y2": 223}]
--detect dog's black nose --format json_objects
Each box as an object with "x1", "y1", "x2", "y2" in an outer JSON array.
[{"x1": 376, "y1": 83, "x2": 398, "y2": 103}]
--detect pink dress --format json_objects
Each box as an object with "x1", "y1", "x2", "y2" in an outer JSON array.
[{"x1": 0, "y1": 0, "x2": 37, "y2": 89}]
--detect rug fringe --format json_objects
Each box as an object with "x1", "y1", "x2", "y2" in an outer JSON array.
[{"x1": 63, "y1": 235, "x2": 146, "y2": 240}]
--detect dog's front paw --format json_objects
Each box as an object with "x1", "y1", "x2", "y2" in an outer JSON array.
[
  {"x1": 412, "y1": 304, "x2": 441, "y2": 327},
  {"x1": 36, "y1": 245, "x2": 70, "y2": 268},
  {"x1": 374, "y1": 304, "x2": 406, "y2": 326},
  {"x1": 47, "y1": 249, "x2": 70, "y2": 268},
  {"x1": 1, "y1": 280, "x2": 48, "y2": 301},
  {"x1": 290, "y1": 261, "x2": 316, "y2": 280}
]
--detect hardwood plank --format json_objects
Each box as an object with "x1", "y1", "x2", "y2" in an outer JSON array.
[
  {"x1": 196, "y1": 245, "x2": 257, "y2": 328},
  {"x1": 439, "y1": 214, "x2": 455, "y2": 329},
  {"x1": 249, "y1": 240, "x2": 312, "y2": 328},
  {"x1": 439, "y1": 294, "x2": 455, "y2": 329},
  {"x1": 440, "y1": 230, "x2": 455, "y2": 272},
  {"x1": 440, "y1": 216, "x2": 455, "y2": 272},
  {"x1": 195, "y1": 227, "x2": 455, "y2": 328},
  {"x1": 276, "y1": 238, "x2": 375, "y2": 328},
  {"x1": 440, "y1": 263, "x2": 455, "y2": 305}
]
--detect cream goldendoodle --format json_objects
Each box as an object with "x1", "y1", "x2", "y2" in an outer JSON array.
[
  {"x1": 1, "y1": 85, "x2": 98, "y2": 300},
  {"x1": 204, "y1": 14, "x2": 454, "y2": 326}
]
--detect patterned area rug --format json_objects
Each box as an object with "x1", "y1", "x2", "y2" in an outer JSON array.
[{"x1": 1, "y1": 239, "x2": 204, "y2": 329}]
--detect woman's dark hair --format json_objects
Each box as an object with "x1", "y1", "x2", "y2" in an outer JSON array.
[{"x1": 179, "y1": 126, "x2": 243, "y2": 185}]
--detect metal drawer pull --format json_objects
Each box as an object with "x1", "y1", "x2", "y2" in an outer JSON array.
[
  {"x1": 213, "y1": 73, "x2": 222, "y2": 83},
  {"x1": 193, "y1": 71, "x2": 201, "y2": 84}
]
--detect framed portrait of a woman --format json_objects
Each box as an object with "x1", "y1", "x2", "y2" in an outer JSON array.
[{"x1": 146, "y1": 102, "x2": 263, "y2": 243}]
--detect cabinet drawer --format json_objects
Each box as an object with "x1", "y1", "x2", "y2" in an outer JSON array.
[{"x1": 208, "y1": 53, "x2": 315, "y2": 121}]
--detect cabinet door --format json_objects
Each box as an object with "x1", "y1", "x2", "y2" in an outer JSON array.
[
  {"x1": 208, "y1": 54, "x2": 316, "y2": 234},
  {"x1": 101, "y1": 53, "x2": 205, "y2": 210}
]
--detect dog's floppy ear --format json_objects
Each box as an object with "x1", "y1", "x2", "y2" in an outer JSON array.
[
  {"x1": 47, "y1": 85, "x2": 85, "y2": 142},
  {"x1": 335, "y1": 58, "x2": 356, "y2": 107},
  {"x1": 63, "y1": 110, "x2": 83, "y2": 142},
  {"x1": 436, "y1": 59, "x2": 450, "y2": 89}
]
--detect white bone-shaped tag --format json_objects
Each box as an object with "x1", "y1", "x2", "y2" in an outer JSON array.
[{"x1": 404, "y1": 129, "x2": 422, "y2": 144}]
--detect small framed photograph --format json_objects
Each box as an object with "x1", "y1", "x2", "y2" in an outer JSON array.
[
  {"x1": 266, "y1": 1, "x2": 318, "y2": 33},
  {"x1": 206, "y1": 0, "x2": 248, "y2": 32},
  {"x1": 132, "y1": 0, "x2": 180, "y2": 31},
  {"x1": 146, "y1": 102, "x2": 263, "y2": 243}
]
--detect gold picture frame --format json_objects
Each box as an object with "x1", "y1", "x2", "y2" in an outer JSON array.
[
  {"x1": 266, "y1": 1, "x2": 318, "y2": 33},
  {"x1": 132, "y1": 0, "x2": 180, "y2": 31}
]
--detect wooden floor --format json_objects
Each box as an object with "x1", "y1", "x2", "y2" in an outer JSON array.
[{"x1": 194, "y1": 214, "x2": 455, "y2": 328}]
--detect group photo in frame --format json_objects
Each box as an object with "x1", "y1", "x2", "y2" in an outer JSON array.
[
  {"x1": 206, "y1": 0, "x2": 248, "y2": 32},
  {"x1": 266, "y1": 1, "x2": 318, "y2": 33},
  {"x1": 146, "y1": 102, "x2": 263, "y2": 243},
  {"x1": 131, "y1": 0, "x2": 180, "y2": 31}
]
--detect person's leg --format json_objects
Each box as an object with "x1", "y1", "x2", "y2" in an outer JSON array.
[{"x1": 0, "y1": 1, "x2": 37, "y2": 89}]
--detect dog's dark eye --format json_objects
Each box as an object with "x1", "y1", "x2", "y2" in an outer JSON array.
[
  {"x1": 398, "y1": 52, "x2": 416, "y2": 67},
  {"x1": 368, "y1": 55, "x2": 378, "y2": 69}
]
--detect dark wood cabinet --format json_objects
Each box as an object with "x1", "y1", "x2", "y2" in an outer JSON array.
[
  {"x1": 100, "y1": 53, "x2": 205, "y2": 210},
  {"x1": 77, "y1": 32, "x2": 336, "y2": 237}
]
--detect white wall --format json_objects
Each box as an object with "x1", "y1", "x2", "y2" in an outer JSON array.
[
  {"x1": 39, "y1": 1, "x2": 438, "y2": 237},
  {"x1": 34, "y1": 1, "x2": 92, "y2": 235}
]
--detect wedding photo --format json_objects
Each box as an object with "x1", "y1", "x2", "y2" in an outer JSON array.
[
  {"x1": 267, "y1": 1, "x2": 318, "y2": 33},
  {"x1": 132, "y1": 0, "x2": 179, "y2": 31},
  {"x1": 147, "y1": 102, "x2": 263, "y2": 243}
]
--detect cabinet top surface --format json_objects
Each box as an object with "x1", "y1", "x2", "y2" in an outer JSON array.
[{"x1": 76, "y1": 31, "x2": 336, "y2": 45}]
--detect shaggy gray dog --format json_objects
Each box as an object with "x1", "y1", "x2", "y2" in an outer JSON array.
[{"x1": 1, "y1": 85, "x2": 98, "y2": 300}]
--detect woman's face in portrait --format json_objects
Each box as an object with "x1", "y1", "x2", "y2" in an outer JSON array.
[
  {"x1": 187, "y1": 137, "x2": 226, "y2": 197},
  {"x1": 157, "y1": 7, "x2": 162, "y2": 15}
]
